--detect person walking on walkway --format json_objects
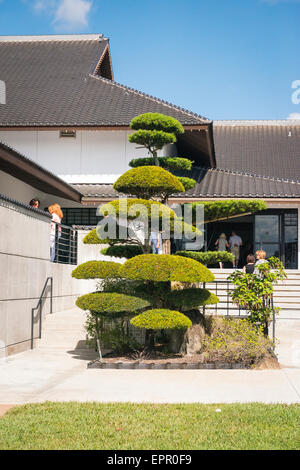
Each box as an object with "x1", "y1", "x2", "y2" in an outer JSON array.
[
  {"x1": 228, "y1": 231, "x2": 243, "y2": 268},
  {"x1": 215, "y1": 233, "x2": 228, "y2": 268}
]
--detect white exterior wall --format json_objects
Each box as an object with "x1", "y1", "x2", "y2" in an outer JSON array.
[{"x1": 0, "y1": 130, "x2": 177, "y2": 182}]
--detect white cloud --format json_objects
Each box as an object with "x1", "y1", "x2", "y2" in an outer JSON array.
[
  {"x1": 30, "y1": 0, "x2": 93, "y2": 30},
  {"x1": 287, "y1": 113, "x2": 300, "y2": 119},
  {"x1": 53, "y1": 0, "x2": 92, "y2": 30}
]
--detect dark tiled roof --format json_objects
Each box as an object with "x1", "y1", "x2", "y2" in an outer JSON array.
[
  {"x1": 72, "y1": 167, "x2": 300, "y2": 200},
  {"x1": 0, "y1": 36, "x2": 209, "y2": 127},
  {"x1": 213, "y1": 121, "x2": 300, "y2": 181}
]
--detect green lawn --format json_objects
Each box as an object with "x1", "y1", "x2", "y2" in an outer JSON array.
[{"x1": 0, "y1": 402, "x2": 299, "y2": 450}]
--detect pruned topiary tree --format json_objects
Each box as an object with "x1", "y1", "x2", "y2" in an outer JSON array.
[
  {"x1": 115, "y1": 254, "x2": 218, "y2": 352},
  {"x1": 129, "y1": 113, "x2": 184, "y2": 166}
]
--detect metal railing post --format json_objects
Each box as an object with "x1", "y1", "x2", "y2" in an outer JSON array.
[
  {"x1": 31, "y1": 308, "x2": 34, "y2": 349},
  {"x1": 39, "y1": 302, "x2": 42, "y2": 339},
  {"x1": 30, "y1": 276, "x2": 53, "y2": 349}
]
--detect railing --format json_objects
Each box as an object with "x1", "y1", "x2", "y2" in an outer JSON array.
[
  {"x1": 30, "y1": 277, "x2": 53, "y2": 349},
  {"x1": 52, "y1": 223, "x2": 78, "y2": 265},
  {"x1": 203, "y1": 280, "x2": 276, "y2": 346}
]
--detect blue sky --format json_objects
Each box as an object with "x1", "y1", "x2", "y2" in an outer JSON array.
[{"x1": 0, "y1": 0, "x2": 300, "y2": 120}]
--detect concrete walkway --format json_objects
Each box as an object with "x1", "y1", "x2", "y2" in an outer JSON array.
[{"x1": 0, "y1": 308, "x2": 300, "y2": 405}]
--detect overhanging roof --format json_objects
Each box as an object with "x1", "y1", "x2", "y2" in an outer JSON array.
[
  {"x1": 72, "y1": 166, "x2": 300, "y2": 201},
  {"x1": 0, "y1": 141, "x2": 82, "y2": 202}
]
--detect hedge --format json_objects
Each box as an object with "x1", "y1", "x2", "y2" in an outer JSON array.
[
  {"x1": 130, "y1": 309, "x2": 192, "y2": 330},
  {"x1": 129, "y1": 156, "x2": 192, "y2": 171},
  {"x1": 176, "y1": 251, "x2": 234, "y2": 265},
  {"x1": 72, "y1": 261, "x2": 121, "y2": 279},
  {"x1": 76, "y1": 292, "x2": 150, "y2": 317},
  {"x1": 119, "y1": 254, "x2": 215, "y2": 283},
  {"x1": 130, "y1": 113, "x2": 184, "y2": 136},
  {"x1": 101, "y1": 245, "x2": 143, "y2": 259},
  {"x1": 113, "y1": 166, "x2": 184, "y2": 198},
  {"x1": 167, "y1": 288, "x2": 219, "y2": 310}
]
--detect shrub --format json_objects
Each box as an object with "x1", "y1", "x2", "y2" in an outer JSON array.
[
  {"x1": 83, "y1": 228, "x2": 103, "y2": 244},
  {"x1": 201, "y1": 317, "x2": 273, "y2": 366},
  {"x1": 72, "y1": 261, "x2": 121, "y2": 279},
  {"x1": 177, "y1": 177, "x2": 196, "y2": 191},
  {"x1": 101, "y1": 245, "x2": 143, "y2": 259},
  {"x1": 129, "y1": 156, "x2": 192, "y2": 171},
  {"x1": 130, "y1": 309, "x2": 192, "y2": 330},
  {"x1": 119, "y1": 254, "x2": 215, "y2": 283},
  {"x1": 166, "y1": 288, "x2": 219, "y2": 310},
  {"x1": 76, "y1": 292, "x2": 150, "y2": 317},
  {"x1": 176, "y1": 251, "x2": 234, "y2": 265},
  {"x1": 113, "y1": 166, "x2": 184, "y2": 199},
  {"x1": 130, "y1": 113, "x2": 184, "y2": 135},
  {"x1": 228, "y1": 257, "x2": 287, "y2": 334}
]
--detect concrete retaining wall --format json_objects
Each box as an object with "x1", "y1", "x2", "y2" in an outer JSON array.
[{"x1": 0, "y1": 198, "x2": 90, "y2": 357}]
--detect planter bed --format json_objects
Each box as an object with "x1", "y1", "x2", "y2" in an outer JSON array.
[{"x1": 87, "y1": 359, "x2": 248, "y2": 370}]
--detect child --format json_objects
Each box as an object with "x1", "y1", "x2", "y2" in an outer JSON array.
[{"x1": 243, "y1": 254, "x2": 255, "y2": 274}]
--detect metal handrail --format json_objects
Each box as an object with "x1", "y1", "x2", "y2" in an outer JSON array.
[{"x1": 30, "y1": 277, "x2": 53, "y2": 349}]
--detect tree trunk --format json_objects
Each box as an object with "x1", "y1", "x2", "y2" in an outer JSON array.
[
  {"x1": 163, "y1": 239, "x2": 171, "y2": 254},
  {"x1": 153, "y1": 150, "x2": 159, "y2": 167}
]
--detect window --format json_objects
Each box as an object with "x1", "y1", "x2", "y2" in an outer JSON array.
[
  {"x1": 60, "y1": 129, "x2": 76, "y2": 138},
  {"x1": 62, "y1": 208, "x2": 102, "y2": 226}
]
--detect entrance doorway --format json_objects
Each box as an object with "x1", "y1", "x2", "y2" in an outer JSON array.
[
  {"x1": 206, "y1": 215, "x2": 254, "y2": 269},
  {"x1": 205, "y1": 209, "x2": 298, "y2": 269}
]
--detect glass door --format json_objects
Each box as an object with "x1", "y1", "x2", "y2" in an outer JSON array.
[
  {"x1": 254, "y1": 214, "x2": 281, "y2": 259},
  {"x1": 284, "y1": 212, "x2": 298, "y2": 269}
]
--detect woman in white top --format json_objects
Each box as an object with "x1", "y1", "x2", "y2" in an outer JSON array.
[
  {"x1": 48, "y1": 204, "x2": 63, "y2": 262},
  {"x1": 215, "y1": 233, "x2": 228, "y2": 269}
]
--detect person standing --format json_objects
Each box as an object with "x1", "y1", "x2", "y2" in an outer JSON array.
[
  {"x1": 48, "y1": 204, "x2": 63, "y2": 262},
  {"x1": 29, "y1": 198, "x2": 40, "y2": 209},
  {"x1": 215, "y1": 233, "x2": 228, "y2": 268},
  {"x1": 228, "y1": 231, "x2": 243, "y2": 268},
  {"x1": 254, "y1": 250, "x2": 268, "y2": 274},
  {"x1": 149, "y1": 231, "x2": 162, "y2": 254}
]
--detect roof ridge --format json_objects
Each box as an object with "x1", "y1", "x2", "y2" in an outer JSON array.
[
  {"x1": 194, "y1": 166, "x2": 300, "y2": 184},
  {"x1": 214, "y1": 120, "x2": 300, "y2": 126},
  {"x1": 89, "y1": 74, "x2": 211, "y2": 124},
  {"x1": 0, "y1": 34, "x2": 105, "y2": 43}
]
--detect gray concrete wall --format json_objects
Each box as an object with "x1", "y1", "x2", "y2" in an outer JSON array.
[{"x1": 0, "y1": 199, "x2": 89, "y2": 357}]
